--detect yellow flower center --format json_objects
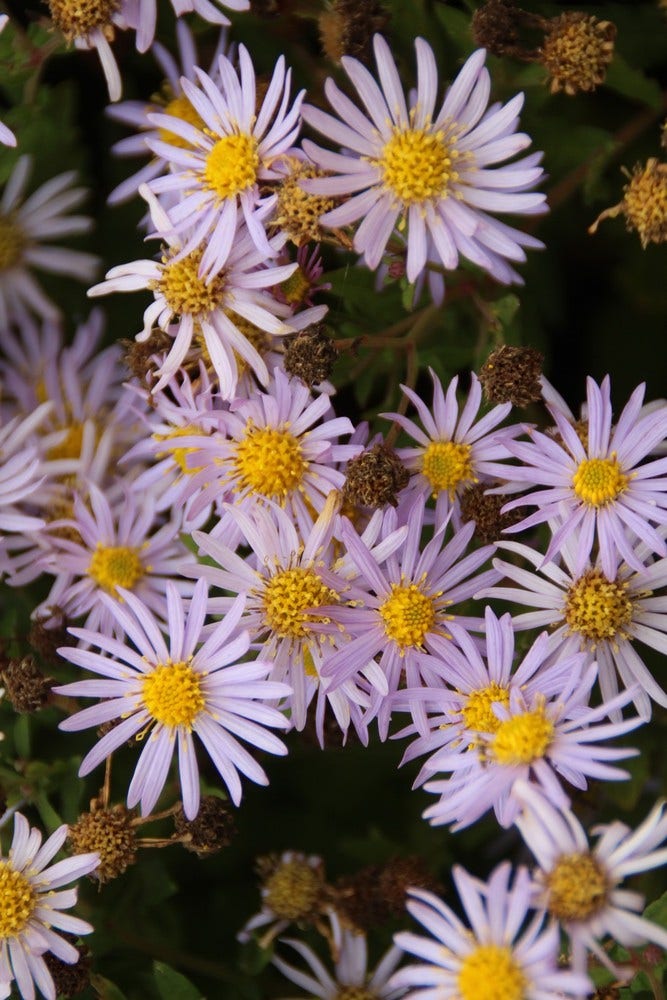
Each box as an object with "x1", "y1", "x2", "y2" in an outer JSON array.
[
  {"x1": 279, "y1": 266, "x2": 312, "y2": 307},
  {"x1": 232, "y1": 424, "x2": 306, "y2": 500},
  {"x1": 541, "y1": 12, "x2": 616, "y2": 96},
  {"x1": 154, "y1": 425, "x2": 204, "y2": 475},
  {"x1": 336, "y1": 989, "x2": 377, "y2": 1000},
  {"x1": 264, "y1": 859, "x2": 323, "y2": 920},
  {"x1": 0, "y1": 862, "x2": 36, "y2": 939},
  {"x1": 0, "y1": 215, "x2": 25, "y2": 271},
  {"x1": 158, "y1": 94, "x2": 205, "y2": 150},
  {"x1": 379, "y1": 582, "x2": 436, "y2": 649},
  {"x1": 158, "y1": 248, "x2": 226, "y2": 317},
  {"x1": 47, "y1": 421, "x2": 85, "y2": 461},
  {"x1": 421, "y1": 440, "x2": 474, "y2": 497},
  {"x1": 142, "y1": 660, "x2": 205, "y2": 729},
  {"x1": 462, "y1": 682, "x2": 510, "y2": 733},
  {"x1": 263, "y1": 567, "x2": 338, "y2": 640},
  {"x1": 623, "y1": 158, "x2": 667, "y2": 248},
  {"x1": 47, "y1": 0, "x2": 119, "y2": 38},
  {"x1": 491, "y1": 706, "x2": 554, "y2": 765},
  {"x1": 457, "y1": 944, "x2": 527, "y2": 1000},
  {"x1": 204, "y1": 133, "x2": 259, "y2": 200},
  {"x1": 275, "y1": 162, "x2": 334, "y2": 244},
  {"x1": 546, "y1": 852, "x2": 609, "y2": 922},
  {"x1": 572, "y1": 456, "x2": 628, "y2": 506},
  {"x1": 378, "y1": 126, "x2": 459, "y2": 205},
  {"x1": 565, "y1": 570, "x2": 633, "y2": 644},
  {"x1": 88, "y1": 544, "x2": 145, "y2": 595}
]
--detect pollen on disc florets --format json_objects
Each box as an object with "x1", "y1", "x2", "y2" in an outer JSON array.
[
  {"x1": 0, "y1": 214, "x2": 26, "y2": 271},
  {"x1": 204, "y1": 133, "x2": 260, "y2": 200},
  {"x1": 259, "y1": 853, "x2": 326, "y2": 921},
  {"x1": 232, "y1": 422, "x2": 307, "y2": 500},
  {"x1": 462, "y1": 682, "x2": 510, "y2": 733},
  {"x1": 546, "y1": 851, "x2": 609, "y2": 921},
  {"x1": 262, "y1": 567, "x2": 338, "y2": 640},
  {"x1": 490, "y1": 704, "x2": 554, "y2": 765},
  {"x1": 378, "y1": 125, "x2": 460, "y2": 206},
  {"x1": 276, "y1": 162, "x2": 335, "y2": 245},
  {"x1": 68, "y1": 802, "x2": 137, "y2": 884},
  {"x1": 142, "y1": 660, "x2": 205, "y2": 729},
  {"x1": 421, "y1": 440, "x2": 475, "y2": 497},
  {"x1": 540, "y1": 12, "x2": 616, "y2": 95},
  {"x1": 565, "y1": 570, "x2": 633, "y2": 645},
  {"x1": 457, "y1": 944, "x2": 527, "y2": 1000},
  {"x1": 158, "y1": 247, "x2": 226, "y2": 318},
  {"x1": 0, "y1": 862, "x2": 36, "y2": 939},
  {"x1": 47, "y1": 0, "x2": 120, "y2": 39},
  {"x1": 572, "y1": 455, "x2": 628, "y2": 507},
  {"x1": 379, "y1": 582, "x2": 437, "y2": 650},
  {"x1": 88, "y1": 544, "x2": 145, "y2": 595}
]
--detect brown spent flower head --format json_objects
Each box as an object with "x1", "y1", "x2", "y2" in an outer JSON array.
[
  {"x1": 173, "y1": 796, "x2": 236, "y2": 856},
  {"x1": 46, "y1": 0, "x2": 120, "y2": 41},
  {"x1": 283, "y1": 326, "x2": 338, "y2": 388},
  {"x1": 318, "y1": 0, "x2": 390, "y2": 65},
  {"x1": 274, "y1": 162, "x2": 335, "y2": 245},
  {"x1": 2, "y1": 655, "x2": 53, "y2": 713},
  {"x1": 121, "y1": 331, "x2": 175, "y2": 384},
  {"x1": 335, "y1": 856, "x2": 439, "y2": 931},
  {"x1": 478, "y1": 344, "x2": 544, "y2": 407},
  {"x1": 343, "y1": 443, "x2": 409, "y2": 510},
  {"x1": 589, "y1": 159, "x2": 667, "y2": 248},
  {"x1": 257, "y1": 852, "x2": 327, "y2": 922},
  {"x1": 68, "y1": 802, "x2": 137, "y2": 884},
  {"x1": 28, "y1": 610, "x2": 73, "y2": 661},
  {"x1": 460, "y1": 482, "x2": 525, "y2": 544},
  {"x1": 472, "y1": 0, "x2": 521, "y2": 57},
  {"x1": 44, "y1": 940, "x2": 91, "y2": 998},
  {"x1": 540, "y1": 12, "x2": 616, "y2": 95}
]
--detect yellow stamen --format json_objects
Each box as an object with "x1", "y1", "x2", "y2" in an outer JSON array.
[
  {"x1": 263, "y1": 567, "x2": 338, "y2": 640},
  {"x1": 572, "y1": 455, "x2": 628, "y2": 506},
  {"x1": 158, "y1": 247, "x2": 226, "y2": 317},
  {"x1": 142, "y1": 660, "x2": 205, "y2": 729},
  {"x1": 491, "y1": 705, "x2": 554, "y2": 765},
  {"x1": 379, "y1": 582, "x2": 436, "y2": 649},
  {"x1": 0, "y1": 215, "x2": 25, "y2": 271},
  {"x1": 462, "y1": 682, "x2": 510, "y2": 733},
  {"x1": 0, "y1": 862, "x2": 36, "y2": 939},
  {"x1": 88, "y1": 544, "x2": 144, "y2": 595},
  {"x1": 458, "y1": 944, "x2": 527, "y2": 1000},
  {"x1": 154, "y1": 425, "x2": 204, "y2": 475},
  {"x1": 378, "y1": 125, "x2": 460, "y2": 205},
  {"x1": 546, "y1": 852, "x2": 609, "y2": 922},
  {"x1": 565, "y1": 570, "x2": 633, "y2": 644},
  {"x1": 204, "y1": 133, "x2": 259, "y2": 200},
  {"x1": 421, "y1": 440, "x2": 474, "y2": 497},
  {"x1": 232, "y1": 423, "x2": 306, "y2": 500}
]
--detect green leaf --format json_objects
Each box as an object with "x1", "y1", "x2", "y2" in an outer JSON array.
[
  {"x1": 13, "y1": 714, "x2": 31, "y2": 759},
  {"x1": 153, "y1": 961, "x2": 205, "y2": 1000},
  {"x1": 33, "y1": 793, "x2": 63, "y2": 835},
  {"x1": 433, "y1": 4, "x2": 473, "y2": 51},
  {"x1": 89, "y1": 974, "x2": 129, "y2": 1000},
  {"x1": 643, "y1": 890, "x2": 667, "y2": 929},
  {"x1": 605, "y1": 55, "x2": 662, "y2": 110}
]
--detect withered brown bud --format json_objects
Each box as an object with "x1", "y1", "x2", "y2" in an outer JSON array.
[
  {"x1": 28, "y1": 610, "x2": 72, "y2": 661},
  {"x1": 472, "y1": 0, "x2": 521, "y2": 56},
  {"x1": 173, "y1": 796, "x2": 236, "y2": 856},
  {"x1": 284, "y1": 326, "x2": 338, "y2": 388},
  {"x1": 122, "y1": 331, "x2": 174, "y2": 383},
  {"x1": 68, "y1": 802, "x2": 137, "y2": 884},
  {"x1": 335, "y1": 856, "x2": 439, "y2": 931},
  {"x1": 343, "y1": 443, "x2": 409, "y2": 509},
  {"x1": 2, "y1": 655, "x2": 53, "y2": 713},
  {"x1": 319, "y1": 0, "x2": 390, "y2": 65},
  {"x1": 540, "y1": 12, "x2": 616, "y2": 96},
  {"x1": 478, "y1": 344, "x2": 544, "y2": 407},
  {"x1": 460, "y1": 482, "x2": 524, "y2": 544},
  {"x1": 44, "y1": 941, "x2": 91, "y2": 997}
]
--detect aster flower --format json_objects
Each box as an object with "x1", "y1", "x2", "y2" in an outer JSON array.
[
  {"x1": 486, "y1": 376, "x2": 667, "y2": 579},
  {"x1": 514, "y1": 780, "x2": 667, "y2": 978},
  {"x1": 44, "y1": 0, "x2": 134, "y2": 100},
  {"x1": 192, "y1": 498, "x2": 373, "y2": 745},
  {"x1": 0, "y1": 18, "x2": 16, "y2": 148},
  {"x1": 146, "y1": 44, "x2": 304, "y2": 275},
  {"x1": 381, "y1": 369, "x2": 519, "y2": 528},
  {"x1": 397, "y1": 608, "x2": 641, "y2": 830},
  {"x1": 32, "y1": 482, "x2": 196, "y2": 637},
  {"x1": 125, "y1": 0, "x2": 248, "y2": 53},
  {"x1": 89, "y1": 189, "x2": 325, "y2": 397},
  {"x1": 0, "y1": 156, "x2": 98, "y2": 326},
  {"x1": 300, "y1": 36, "x2": 545, "y2": 284},
  {"x1": 183, "y1": 368, "x2": 359, "y2": 536},
  {"x1": 0, "y1": 404, "x2": 53, "y2": 538},
  {"x1": 273, "y1": 909, "x2": 405, "y2": 999},
  {"x1": 481, "y1": 530, "x2": 667, "y2": 720},
  {"x1": 238, "y1": 851, "x2": 326, "y2": 945},
  {"x1": 54, "y1": 579, "x2": 291, "y2": 818},
  {"x1": 106, "y1": 22, "x2": 230, "y2": 205},
  {"x1": 0, "y1": 811, "x2": 98, "y2": 1000},
  {"x1": 319, "y1": 499, "x2": 498, "y2": 739},
  {"x1": 389, "y1": 862, "x2": 591, "y2": 999}
]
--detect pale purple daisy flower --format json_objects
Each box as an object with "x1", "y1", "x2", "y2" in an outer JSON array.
[
  {"x1": 0, "y1": 18, "x2": 16, "y2": 148},
  {"x1": 184, "y1": 368, "x2": 360, "y2": 537},
  {"x1": 273, "y1": 909, "x2": 405, "y2": 999},
  {"x1": 319, "y1": 498, "x2": 498, "y2": 739},
  {"x1": 481, "y1": 529, "x2": 667, "y2": 720},
  {"x1": 125, "y1": 0, "x2": 248, "y2": 53},
  {"x1": 399, "y1": 608, "x2": 641, "y2": 830},
  {"x1": 389, "y1": 862, "x2": 591, "y2": 1000},
  {"x1": 301, "y1": 36, "x2": 545, "y2": 284},
  {"x1": 0, "y1": 812, "x2": 98, "y2": 1000},
  {"x1": 89, "y1": 188, "x2": 324, "y2": 397},
  {"x1": 106, "y1": 22, "x2": 230, "y2": 205},
  {"x1": 192, "y1": 498, "x2": 372, "y2": 745},
  {"x1": 0, "y1": 404, "x2": 53, "y2": 539},
  {"x1": 54, "y1": 579, "x2": 290, "y2": 818},
  {"x1": 486, "y1": 376, "x2": 667, "y2": 579},
  {"x1": 147, "y1": 44, "x2": 304, "y2": 275},
  {"x1": 514, "y1": 780, "x2": 667, "y2": 980},
  {"x1": 33, "y1": 482, "x2": 196, "y2": 637},
  {"x1": 0, "y1": 156, "x2": 98, "y2": 326},
  {"x1": 382, "y1": 369, "x2": 520, "y2": 529}
]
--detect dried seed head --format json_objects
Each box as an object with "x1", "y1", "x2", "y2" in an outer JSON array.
[
  {"x1": 319, "y1": 0, "x2": 390, "y2": 65},
  {"x1": 283, "y1": 326, "x2": 338, "y2": 388},
  {"x1": 460, "y1": 483, "x2": 524, "y2": 544},
  {"x1": 28, "y1": 610, "x2": 72, "y2": 661},
  {"x1": 68, "y1": 803, "x2": 137, "y2": 884},
  {"x1": 2, "y1": 656, "x2": 53, "y2": 713},
  {"x1": 335, "y1": 856, "x2": 439, "y2": 931},
  {"x1": 173, "y1": 796, "x2": 236, "y2": 856},
  {"x1": 44, "y1": 941, "x2": 91, "y2": 997},
  {"x1": 343, "y1": 443, "x2": 409, "y2": 510},
  {"x1": 590, "y1": 159, "x2": 667, "y2": 248},
  {"x1": 540, "y1": 12, "x2": 616, "y2": 95},
  {"x1": 478, "y1": 344, "x2": 544, "y2": 407}
]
